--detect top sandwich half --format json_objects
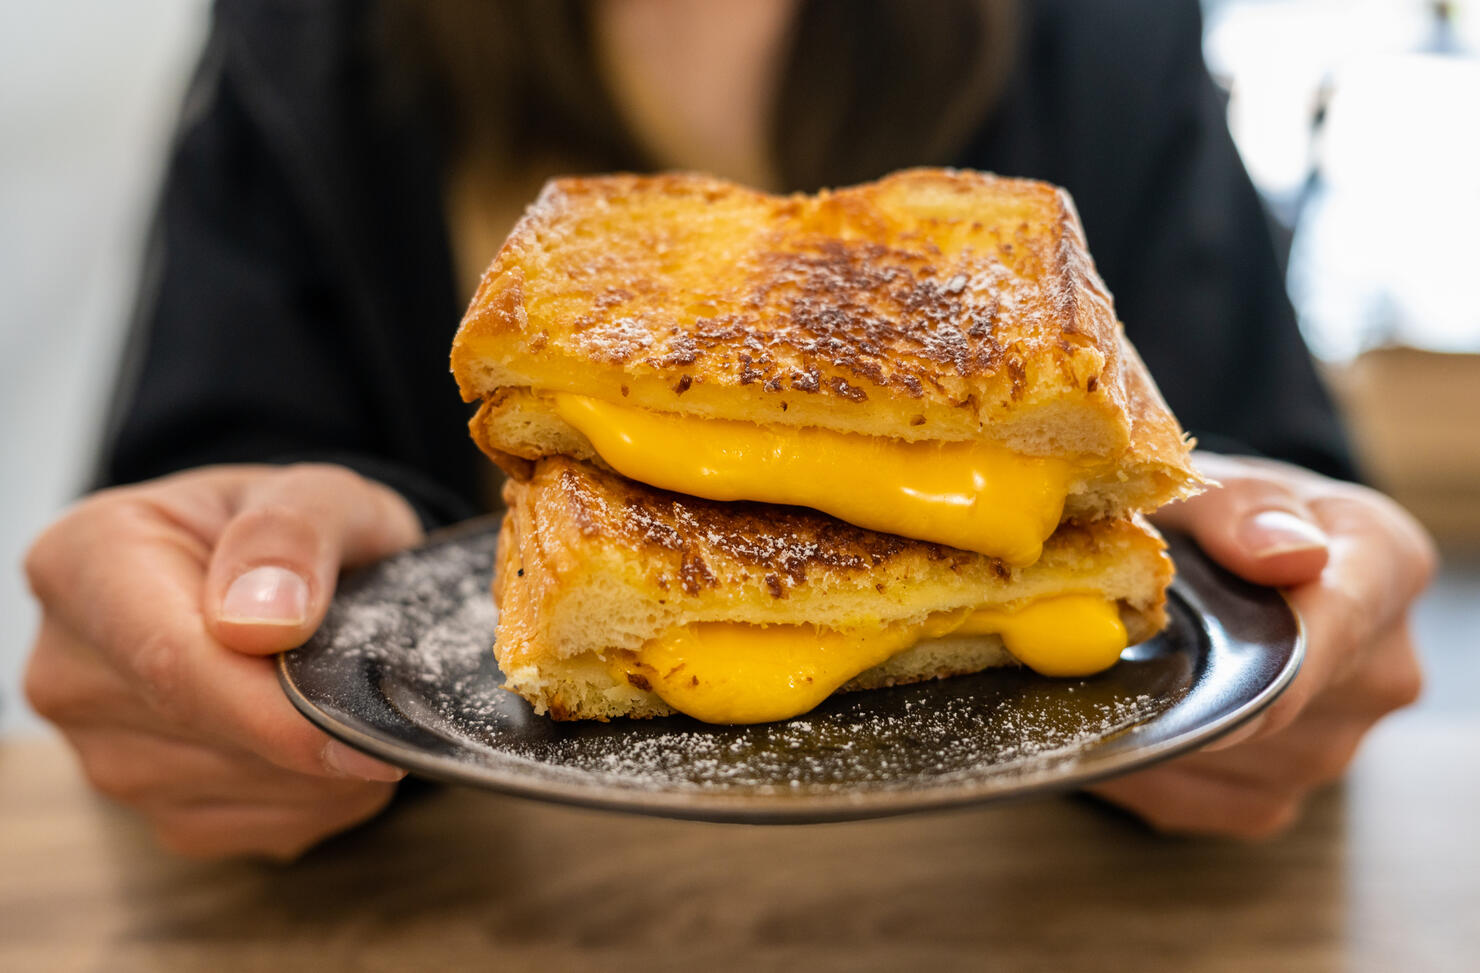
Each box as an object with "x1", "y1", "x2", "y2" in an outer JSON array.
[{"x1": 451, "y1": 169, "x2": 1203, "y2": 565}]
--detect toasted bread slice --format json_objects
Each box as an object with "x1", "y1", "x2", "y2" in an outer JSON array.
[
  {"x1": 494, "y1": 457, "x2": 1174, "y2": 722},
  {"x1": 451, "y1": 170, "x2": 1201, "y2": 514}
]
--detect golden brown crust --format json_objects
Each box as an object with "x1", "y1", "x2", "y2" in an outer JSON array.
[
  {"x1": 468, "y1": 390, "x2": 536, "y2": 480},
  {"x1": 451, "y1": 169, "x2": 1145, "y2": 449},
  {"x1": 1116, "y1": 336, "x2": 1204, "y2": 508}
]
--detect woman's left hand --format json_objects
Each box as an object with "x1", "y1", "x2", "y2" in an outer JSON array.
[{"x1": 1086, "y1": 452, "x2": 1436, "y2": 838}]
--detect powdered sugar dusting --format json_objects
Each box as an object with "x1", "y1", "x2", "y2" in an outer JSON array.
[
  {"x1": 309, "y1": 537, "x2": 496, "y2": 678},
  {"x1": 494, "y1": 682, "x2": 1166, "y2": 794},
  {"x1": 290, "y1": 527, "x2": 507, "y2": 721}
]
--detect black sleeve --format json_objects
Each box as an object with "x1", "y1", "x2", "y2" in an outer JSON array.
[
  {"x1": 971, "y1": 0, "x2": 1357, "y2": 481},
  {"x1": 1101, "y1": 6, "x2": 1355, "y2": 480},
  {"x1": 97, "y1": 6, "x2": 482, "y2": 528}
]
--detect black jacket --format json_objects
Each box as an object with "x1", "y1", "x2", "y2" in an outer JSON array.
[{"x1": 100, "y1": 0, "x2": 1354, "y2": 525}]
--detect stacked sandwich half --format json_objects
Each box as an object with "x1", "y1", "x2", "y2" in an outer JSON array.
[{"x1": 450, "y1": 169, "x2": 1203, "y2": 723}]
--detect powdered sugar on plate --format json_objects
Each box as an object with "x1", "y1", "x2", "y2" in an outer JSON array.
[
  {"x1": 280, "y1": 520, "x2": 1296, "y2": 820},
  {"x1": 494, "y1": 687, "x2": 1166, "y2": 794}
]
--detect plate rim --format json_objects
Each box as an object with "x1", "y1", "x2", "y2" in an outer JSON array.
[{"x1": 277, "y1": 525, "x2": 1305, "y2": 824}]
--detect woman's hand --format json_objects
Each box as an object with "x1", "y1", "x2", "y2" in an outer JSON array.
[
  {"x1": 1087, "y1": 452, "x2": 1436, "y2": 838},
  {"x1": 23, "y1": 464, "x2": 423, "y2": 860}
]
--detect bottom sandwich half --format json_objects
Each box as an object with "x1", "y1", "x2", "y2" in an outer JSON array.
[{"x1": 493, "y1": 457, "x2": 1174, "y2": 724}]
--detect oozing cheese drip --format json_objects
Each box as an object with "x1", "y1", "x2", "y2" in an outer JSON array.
[
  {"x1": 620, "y1": 594, "x2": 1127, "y2": 724},
  {"x1": 552, "y1": 393, "x2": 1074, "y2": 566}
]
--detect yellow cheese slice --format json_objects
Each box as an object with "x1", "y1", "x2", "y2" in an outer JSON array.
[{"x1": 552, "y1": 393, "x2": 1074, "y2": 566}]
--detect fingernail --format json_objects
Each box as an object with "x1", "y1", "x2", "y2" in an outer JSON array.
[
  {"x1": 1238, "y1": 510, "x2": 1328, "y2": 558},
  {"x1": 322, "y1": 741, "x2": 407, "y2": 782},
  {"x1": 220, "y1": 566, "x2": 310, "y2": 625}
]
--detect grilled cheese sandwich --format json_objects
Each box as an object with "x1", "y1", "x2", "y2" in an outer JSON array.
[{"x1": 453, "y1": 169, "x2": 1201, "y2": 723}]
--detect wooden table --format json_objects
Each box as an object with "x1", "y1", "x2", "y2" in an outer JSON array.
[{"x1": 2, "y1": 715, "x2": 1476, "y2": 972}]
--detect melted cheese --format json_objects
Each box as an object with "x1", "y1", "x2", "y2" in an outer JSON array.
[
  {"x1": 620, "y1": 594, "x2": 1127, "y2": 724},
  {"x1": 552, "y1": 393, "x2": 1074, "y2": 566},
  {"x1": 951, "y1": 595, "x2": 1128, "y2": 678}
]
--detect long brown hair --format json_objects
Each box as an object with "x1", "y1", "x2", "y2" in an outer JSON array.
[{"x1": 379, "y1": 0, "x2": 1019, "y2": 193}]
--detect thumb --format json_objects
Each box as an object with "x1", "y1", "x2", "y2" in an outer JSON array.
[
  {"x1": 204, "y1": 464, "x2": 424, "y2": 654},
  {"x1": 1154, "y1": 461, "x2": 1329, "y2": 588}
]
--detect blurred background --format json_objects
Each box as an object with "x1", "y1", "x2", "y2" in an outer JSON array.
[{"x1": 1, "y1": 0, "x2": 1476, "y2": 734}]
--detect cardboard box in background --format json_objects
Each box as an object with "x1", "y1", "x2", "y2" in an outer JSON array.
[{"x1": 1328, "y1": 347, "x2": 1480, "y2": 549}]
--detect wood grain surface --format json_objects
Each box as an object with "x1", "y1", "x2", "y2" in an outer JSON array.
[{"x1": 2, "y1": 714, "x2": 1476, "y2": 973}]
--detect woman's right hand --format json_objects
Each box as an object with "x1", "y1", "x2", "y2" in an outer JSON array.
[{"x1": 23, "y1": 464, "x2": 424, "y2": 860}]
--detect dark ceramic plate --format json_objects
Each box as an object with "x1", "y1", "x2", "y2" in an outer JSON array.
[{"x1": 278, "y1": 517, "x2": 1302, "y2": 823}]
